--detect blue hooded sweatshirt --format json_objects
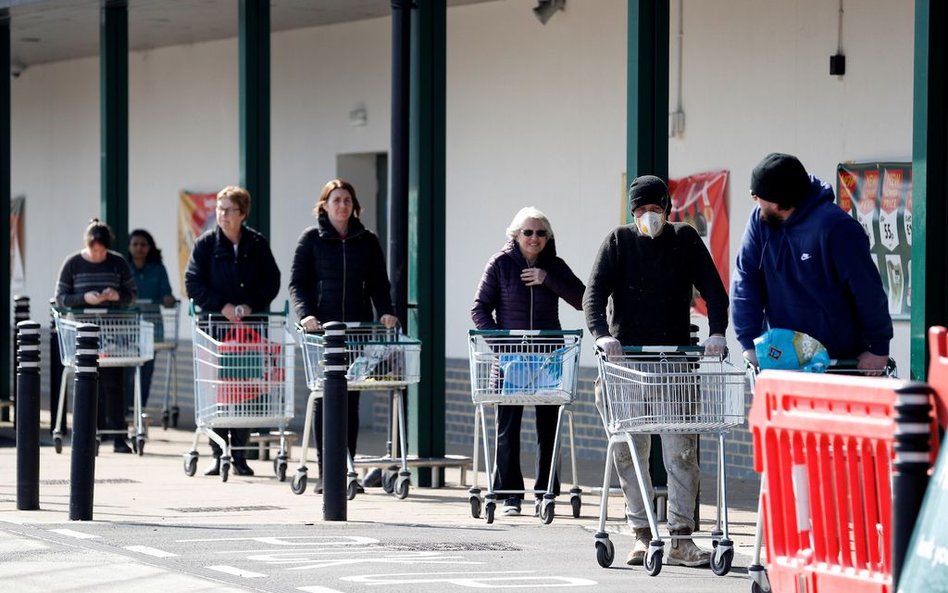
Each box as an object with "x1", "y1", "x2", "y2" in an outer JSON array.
[{"x1": 732, "y1": 176, "x2": 893, "y2": 359}]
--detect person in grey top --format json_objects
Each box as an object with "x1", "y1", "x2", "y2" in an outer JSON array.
[{"x1": 55, "y1": 218, "x2": 137, "y2": 453}]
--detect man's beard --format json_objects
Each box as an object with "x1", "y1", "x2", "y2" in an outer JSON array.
[{"x1": 760, "y1": 210, "x2": 783, "y2": 229}]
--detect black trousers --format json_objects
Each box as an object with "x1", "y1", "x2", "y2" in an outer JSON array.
[
  {"x1": 97, "y1": 367, "x2": 127, "y2": 443},
  {"x1": 209, "y1": 428, "x2": 250, "y2": 460},
  {"x1": 313, "y1": 391, "x2": 361, "y2": 471},
  {"x1": 492, "y1": 404, "x2": 562, "y2": 501}
]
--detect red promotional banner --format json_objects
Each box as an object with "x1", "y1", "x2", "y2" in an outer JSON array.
[
  {"x1": 178, "y1": 190, "x2": 218, "y2": 297},
  {"x1": 668, "y1": 170, "x2": 730, "y2": 316}
]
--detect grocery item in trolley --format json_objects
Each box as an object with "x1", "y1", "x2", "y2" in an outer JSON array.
[
  {"x1": 754, "y1": 327, "x2": 830, "y2": 372},
  {"x1": 593, "y1": 346, "x2": 745, "y2": 577},
  {"x1": 291, "y1": 323, "x2": 421, "y2": 500},
  {"x1": 52, "y1": 307, "x2": 154, "y2": 455},
  {"x1": 184, "y1": 308, "x2": 295, "y2": 483},
  {"x1": 467, "y1": 329, "x2": 583, "y2": 525}
]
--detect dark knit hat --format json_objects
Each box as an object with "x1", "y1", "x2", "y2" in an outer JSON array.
[
  {"x1": 750, "y1": 153, "x2": 810, "y2": 209},
  {"x1": 628, "y1": 175, "x2": 671, "y2": 214}
]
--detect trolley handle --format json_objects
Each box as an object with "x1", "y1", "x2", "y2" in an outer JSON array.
[
  {"x1": 469, "y1": 329, "x2": 583, "y2": 337},
  {"x1": 188, "y1": 298, "x2": 290, "y2": 318},
  {"x1": 296, "y1": 320, "x2": 403, "y2": 334},
  {"x1": 745, "y1": 357, "x2": 897, "y2": 377}
]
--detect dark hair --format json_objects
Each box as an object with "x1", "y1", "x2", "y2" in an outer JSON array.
[
  {"x1": 84, "y1": 218, "x2": 114, "y2": 249},
  {"x1": 314, "y1": 178, "x2": 362, "y2": 219},
  {"x1": 128, "y1": 228, "x2": 163, "y2": 264}
]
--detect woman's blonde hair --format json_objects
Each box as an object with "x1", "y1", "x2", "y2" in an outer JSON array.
[
  {"x1": 217, "y1": 185, "x2": 251, "y2": 217},
  {"x1": 505, "y1": 206, "x2": 553, "y2": 241}
]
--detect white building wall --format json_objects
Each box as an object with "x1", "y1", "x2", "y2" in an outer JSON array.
[{"x1": 11, "y1": 0, "x2": 913, "y2": 371}]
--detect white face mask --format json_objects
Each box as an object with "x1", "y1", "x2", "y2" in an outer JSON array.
[{"x1": 636, "y1": 211, "x2": 665, "y2": 238}]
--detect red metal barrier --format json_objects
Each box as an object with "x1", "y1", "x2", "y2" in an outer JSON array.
[
  {"x1": 749, "y1": 370, "x2": 934, "y2": 593},
  {"x1": 927, "y1": 326, "x2": 948, "y2": 428}
]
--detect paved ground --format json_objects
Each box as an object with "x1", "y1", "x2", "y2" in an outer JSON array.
[{"x1": 0, "y1": 415, "x2": 762, "y2": 593}]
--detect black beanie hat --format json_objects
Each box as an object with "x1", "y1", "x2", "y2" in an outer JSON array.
[
  {"x1": 750, "y1": 153, "x2": 810, "y2": 209},
  {"x1": 628, "y1": 175, "x2": 671, "y2": 215}
]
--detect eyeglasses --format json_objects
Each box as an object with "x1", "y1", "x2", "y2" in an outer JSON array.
[
  {"x1": 520, "y1": 229, "x2": 548, "y2": 238},
  {"x1": 216, "y1": 206, "x2": 241, "y2": 216}
]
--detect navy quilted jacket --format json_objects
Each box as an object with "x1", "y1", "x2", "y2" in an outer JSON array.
[{"x1": 471, "y1": 238, "x2": 585, "y2": 330}]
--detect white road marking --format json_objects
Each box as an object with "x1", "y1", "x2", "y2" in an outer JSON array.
[
  {"x1": 124, "y1": 545, "x2": 178, "y2": 558},
  {"x1": 49, "y1": 529, "x2": 99, "y2": 540},
  {"x1": 206, "y1": 565, "x2": 268, "y2": 578},
  {"x1": 297, "y1": 587, "x2": 346, "y2": 593},
  {"x1": 341, "y1": 571, "x2": 598, "y2": 588}
]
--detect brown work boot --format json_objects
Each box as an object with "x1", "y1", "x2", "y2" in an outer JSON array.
[
  {"x1": 666, "y1": 528, "x2": 711, "y2": 567},
  {"x1": 626, "y1": 527, "x2": 652, "y2": 566}
]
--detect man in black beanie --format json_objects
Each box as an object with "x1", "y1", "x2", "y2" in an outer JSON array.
[
  {"x1": 732, "y1": 152, "x2": 892, "y2": 369},
  {"x1": 584, "y1": 174, "x2": 729, "y2": 568}
]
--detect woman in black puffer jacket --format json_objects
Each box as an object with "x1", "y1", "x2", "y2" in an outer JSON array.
[
  {"x1": 471, "y1": 206, "x2": 585, "y2": 516},
  {"x1": 290, "y1": 178, "x2": 397, "y2": 490}
]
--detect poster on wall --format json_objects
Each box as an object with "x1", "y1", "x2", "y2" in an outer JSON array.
[
  {"x1": 621, "y1": 170, "x2": 730, "y2": 316},
  {"x1": 178, "y1": 190, "x2": 218, "y2": 297},
  {"x1": 836, "y1": 162, "x2": 911, "y2": 319},
  {"x1": 10, "y1": 195, "x2": 25, "y2": 292}
]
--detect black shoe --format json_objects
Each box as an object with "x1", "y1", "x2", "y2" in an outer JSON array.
[
  {"x1": 363, "y1": 467, "x2": 383, "y2": 488},
  {"x1": 204, "y1": 458, "x2": 221, "y2": 476},
  {"x1": 355, "y1": 481, "x2": 365, "y2": 494},
  {"x1": 233, "y1": 457, "x2": 255, "y2": 476},
  {"x1": 313, "y1": 478, "x2": 323, "y2": 494},
  {"x1": 113, "y1": 439, "x2": 133, "y2": 454}
]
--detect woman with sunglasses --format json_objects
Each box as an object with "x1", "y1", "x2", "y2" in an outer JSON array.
[{"x1": 471, "y1": 206, "x2": 585, "y2": 516}]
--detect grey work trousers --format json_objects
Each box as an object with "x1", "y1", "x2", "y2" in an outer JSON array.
[{"x1": 595, "y1": 380, "x2": 699, "y2": 532}]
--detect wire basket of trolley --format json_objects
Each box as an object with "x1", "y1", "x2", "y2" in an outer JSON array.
[
  {"x1": 137, "y1": 300, "x2": 182, "y2": 430},
  {"x1": 743, "y1": 328, "x2": 899, "y2": 593},
  {"x1": 593, "y1": 345, "x2": 745, "y2": 577},
  {"x1": 467, "y1": 329, "x2": 583, "y2": 524},
  {"x1": 291, "y1": 323, "x2": 421, "y2": 499},
  {"x1": 183, "y1": 301, "x2": 295, "y2": 482},
  {"x1": 52, "y1": 307, "x2": 155, "y2": 455}
]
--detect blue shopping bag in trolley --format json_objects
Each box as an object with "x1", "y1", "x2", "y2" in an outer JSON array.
[{"x1": 499, "y1": 347, "x2": 566, "y2": 394}]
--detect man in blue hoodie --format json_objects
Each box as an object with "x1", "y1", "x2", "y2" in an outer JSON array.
[{"x1": 732, "y1": 153, "x2": 893, "y2": 370}]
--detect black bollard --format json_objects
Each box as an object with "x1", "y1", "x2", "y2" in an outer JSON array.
[
  {"x1": 892, "y1": 382, "x2": 934, "y2": 587},
  {"x1": 69, "y1": 323, "x2": 100, "y2": 521},
  {"x1": 15, "y1": 320, "x2": 41, "y2": 510},
  {"x1": 321, "y1": 321, "x2": 348, "y2": 521},
  {"x1": 7, "y1": 295, "x2": 30, "y2": 424},
  {"x1": 49, "y1": 300, "x2": 65, "y2": 435}
]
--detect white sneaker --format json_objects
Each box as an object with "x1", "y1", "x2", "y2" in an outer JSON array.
[{"x1": 502, "y1": 499, "x2": 521, "y2": 516}]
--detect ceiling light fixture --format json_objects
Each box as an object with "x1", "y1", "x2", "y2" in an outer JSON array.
[{"x1": 534, "y1": 0, "x2": 565, "y2": 25}]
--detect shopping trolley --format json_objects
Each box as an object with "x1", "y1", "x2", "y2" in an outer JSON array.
[
  {"x1": 746, "y1": 358, "x2": 898, "y2": 593},
  {"x1": 139, "y1": 300, "x2": 181, "y2": 429},
  {"x1": 593, "y1": 346, "x2": 745, "y2": 576},
  {"x1": 291, "y1": 323, "x2": 421, "y2": 499},
  {"x1": 183, "y1": 303, "x2": 295, "y2": 482},
  {"x1": 467, "y1": 329, "x2": 583, "y2": 525},
  {"x1": 52, "y1": 307, "x2": 155, "y2": 455}
]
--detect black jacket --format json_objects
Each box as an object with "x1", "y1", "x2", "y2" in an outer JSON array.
[
  {"x1": 471, "y1": 238, "x2": 585, "y2": 331},
  {"x1": 583, "y1": 222, "x2": 728, "y2": 346},
  {"x1": 289, "y1": 214, "x2": 394, "y2": 323},
  {"x1": 184, "y1": 225, "x2": 281, "y2": 314}
]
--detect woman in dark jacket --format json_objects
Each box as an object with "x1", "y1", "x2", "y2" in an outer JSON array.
[
  {"x1": 185, "y1": 185, "x2": 281, "y2": 477},
  {"x1": 289, "y1": 178, "x2": 397, "y2": 490},
  {"x1": 471, "y1": 206, "x2": 585, "y2": 516}
]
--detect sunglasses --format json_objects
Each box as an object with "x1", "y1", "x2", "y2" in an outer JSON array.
[{"x1": 520, "y1": 229, "x2": 548, "y2": 238}]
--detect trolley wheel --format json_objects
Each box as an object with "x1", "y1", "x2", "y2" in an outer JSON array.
[
  {"x1": 220, "y1": 461, "x2": 230, "y2": 483},
  {"x1": 595, "y1": 539, "x2": 615, "y2": 568},
  {"x1": 275, "y1": 459, "x2": 288, "y2": 482},
  {"x1": 184, "y1": 455, "x2": 197, "y2": 476},
  {"x1": 539, "y1": 500, "x2": 554, "y2": 524},
  {"x1": 135, "y1": 437, "x2": 146, "y2": 456},
  {"x1": 54, "y1": 436, "x2": 63, "y2": 454},
  {"x1": 571, "y1": 495, "x2": 582, "y2": 518},
  {"x1": 485, "y1": 501, "x2": 495, "y2": 525},
  {"x1": 644, "y1": 548, "x2": 663, "y2": 577},
  {"x1": 751, "y1": 583, "x2": 768, "y2": 593},
  {"x1": 161, "y1": 410, "x2": 169, "y2": 431},
  {"x1": 290, "y1": 470, "x2": 307, "y2": 495},
  {"x1": 710, "y1": 546, "x2": 733, "y2": 576},
  {"x1": 469, "y1": 496, "x2": 481, "y2": 519},
  {"x1": 346, "y1": 480, "x2": 359, "y2": 500},
  {"x1": 394, "y1": 477, "x2": 410, "y2": 500},
  {"x1": 171, "y1": 406, "x2": 180, "y2": 428}
]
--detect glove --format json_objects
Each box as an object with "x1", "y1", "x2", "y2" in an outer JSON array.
[
  {"x1": 743, "y1": 348, "x2": 759, "y2": 368},
  {"x1": 595, "y1": 336, "x2": 623, "y2": 359},
  {"x1": 702, "y1": 335, "x2": 727, "y2": 357}
]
